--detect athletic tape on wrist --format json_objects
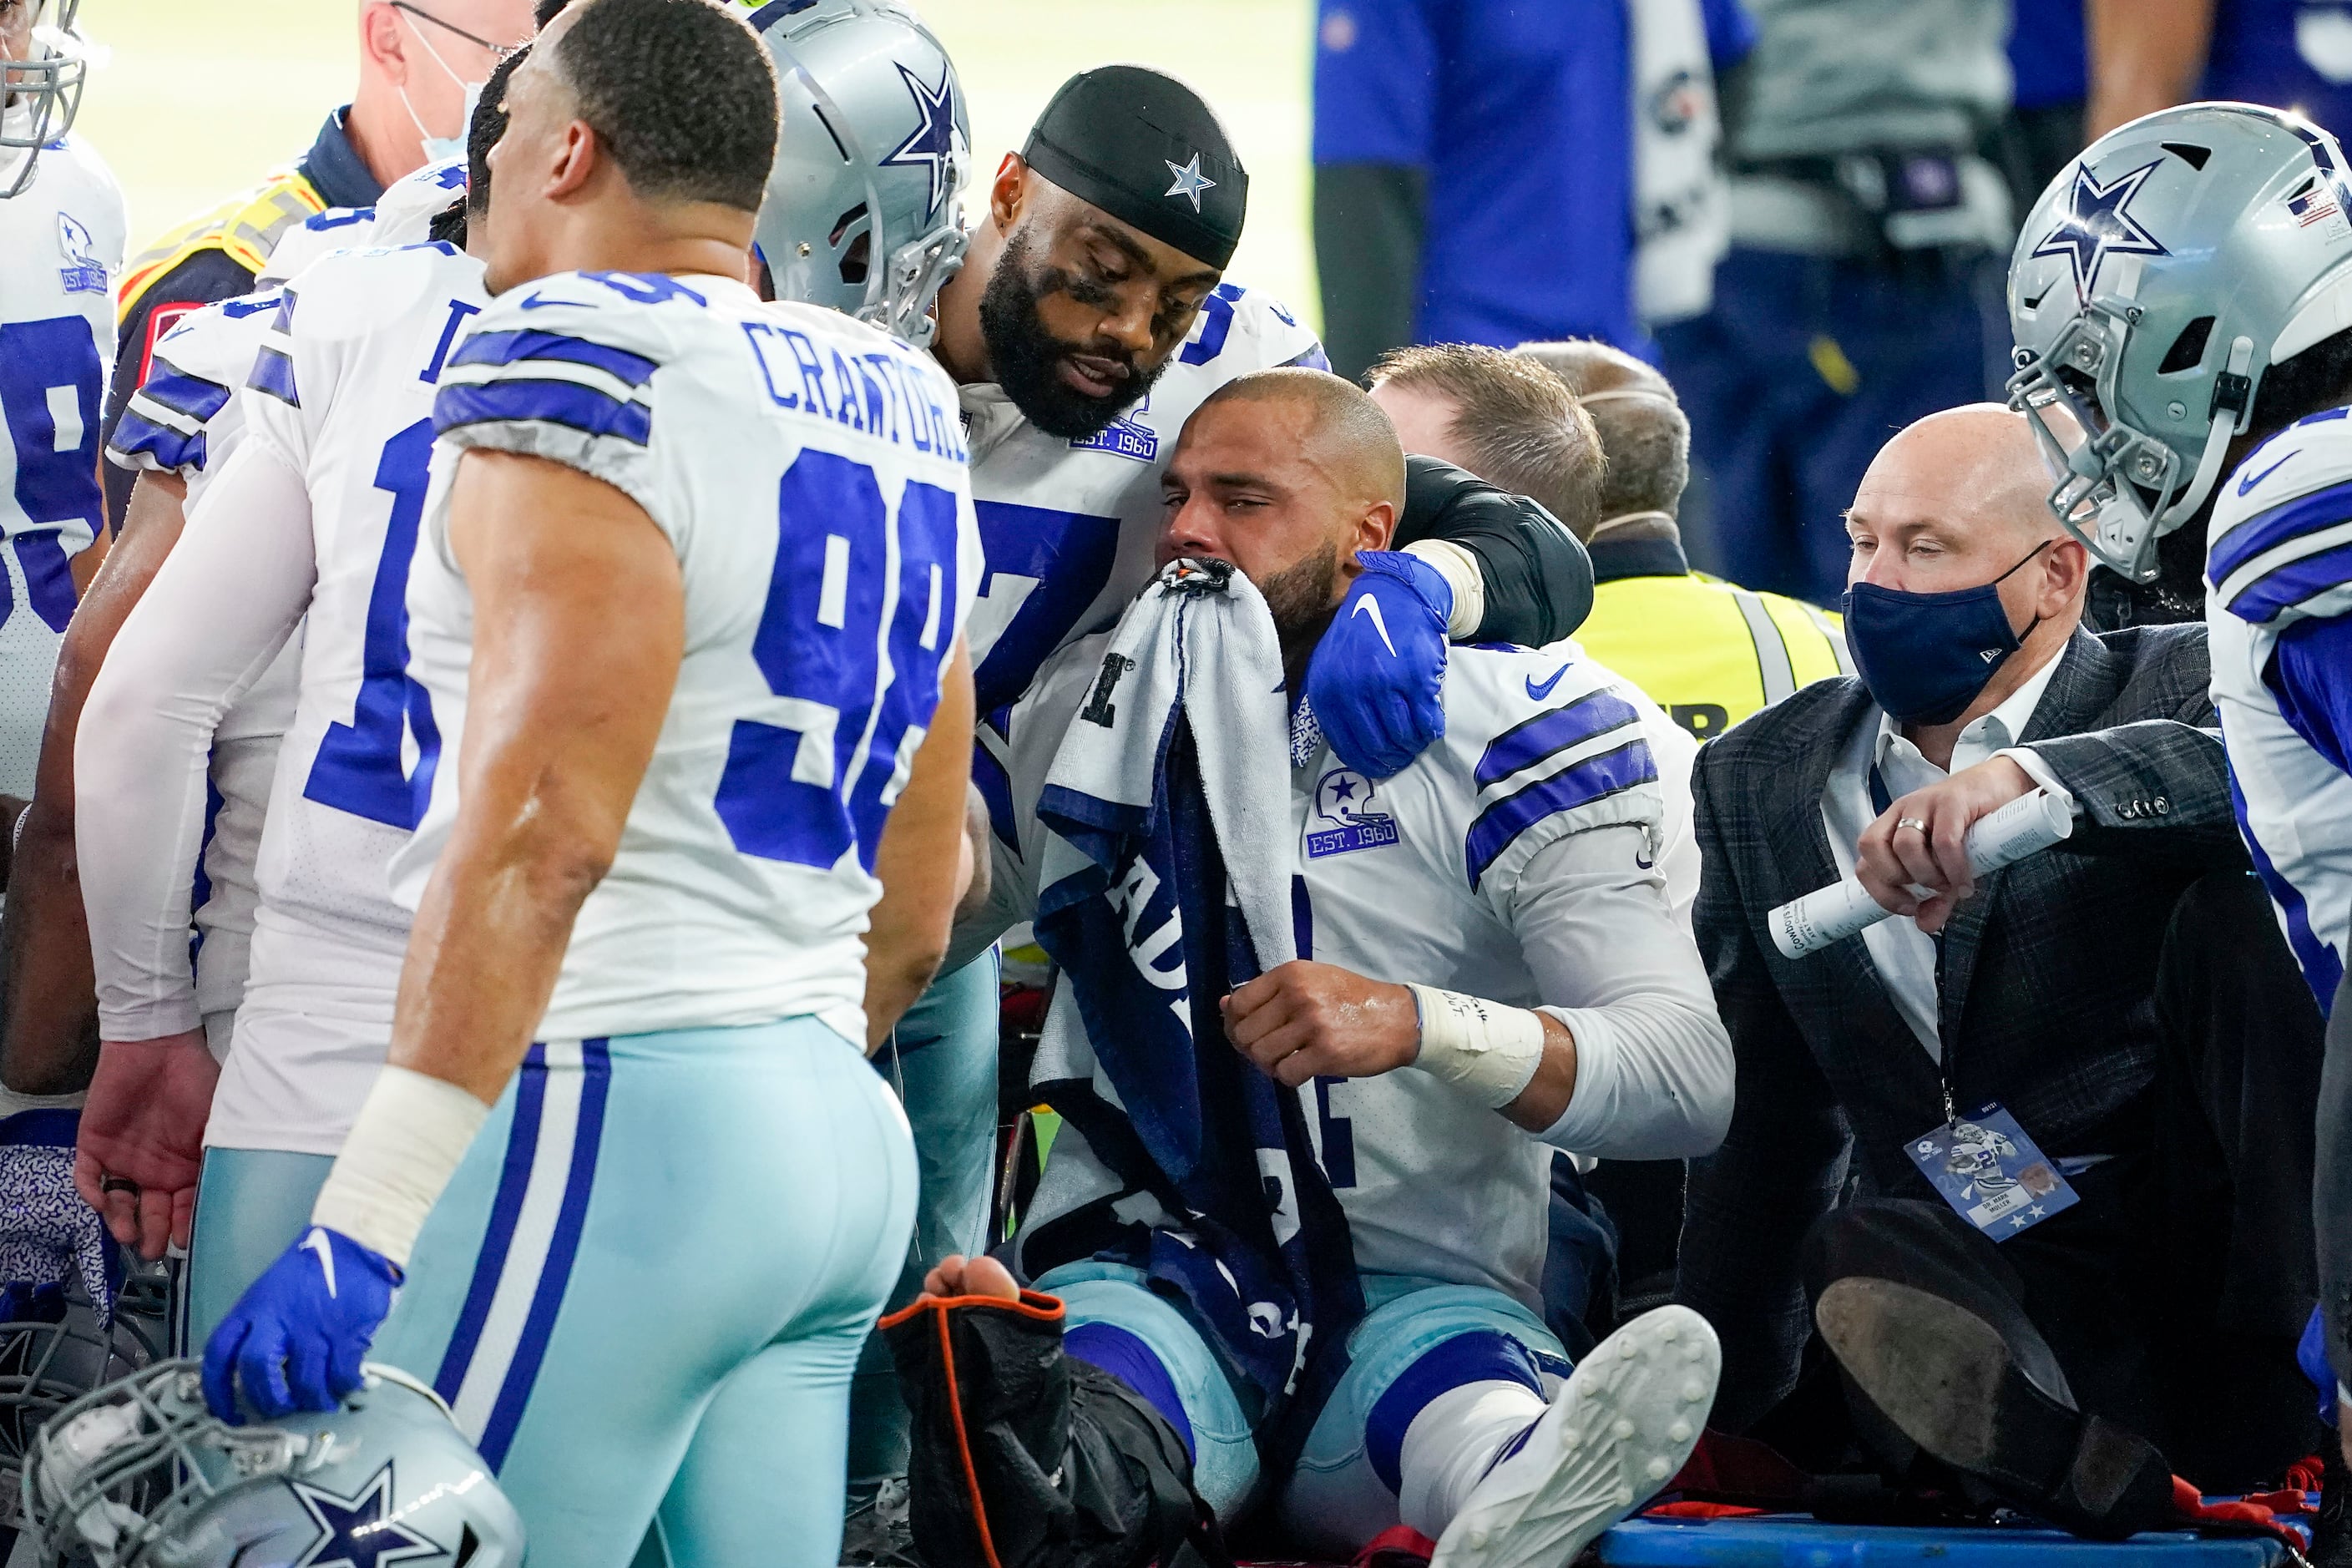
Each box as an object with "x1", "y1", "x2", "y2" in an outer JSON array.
[
  {"x1": 311, "y1": 1065, "x2": 489, "y2": 1268},
  {"x1": 1405, "y1": 984, "x2": 1545, "y2": 1108},
  {"x1": 1402, "y1": 539, "x2": 1485, "y2": 640}
]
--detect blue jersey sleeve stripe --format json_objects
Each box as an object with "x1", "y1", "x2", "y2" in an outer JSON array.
[
  {"x1": 2225, "y1": 538, "x2": 2352, "y2": 624},
  {"x1": 432, "y1": 378, "x2": 653, "y2": 447},
  {"x1": 1474, "y1": 690, "x2": 1642, "y2": 790},
  {"x1": 451, "y1": 328, "x2": 660, "y2": 388},
  {"x1": 247, "y1": 345, "x2": 300, "y2": 407},
  {"x1": 135, "y1": 362, "x2": 232, "y2": 423},
  {"x1": 2209, "y1": 477, "x2": 2352, "y2": 585},
  {"x1": 108, "y1": 407, "x2": 205, "y2": 473},
  {"x1": 1464, "y1": 738, "x2": 1658, "y2": 890}
]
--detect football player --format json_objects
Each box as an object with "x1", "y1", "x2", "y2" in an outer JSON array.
[
  {"x1": 0, "y1": 149, "x2": 485, "y2": 1161},
  {"x1": 2003, "y1": 106, "x2": 2352, "y2": 1464},
  {"x1": 0, "y1": 0, "x2": 116, "y2": 821},
  {"x1": 99, "y1": 0, "x2": 537, "y2": 536},
  {"x1": 69, "y1": 57, "x2": 528, "y2": 1352},
  {"x1": 918, "y1": 368, "x2": 1731, "y2": 1568},
  {"x1": 201, "y1": 5, "x2": 980, "y2": 1566},
  {"x1": 832, "y1": 58, "x2": 1598, "y2": 1520}
]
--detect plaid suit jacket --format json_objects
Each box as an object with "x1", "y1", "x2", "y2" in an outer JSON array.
[{"x1": 1674, "y1": 625, "x2": 2248, "y2": 1427}]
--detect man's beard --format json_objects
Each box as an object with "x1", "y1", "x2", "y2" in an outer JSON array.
[
  {"x1": 978, "y1": 234, "x2": 1169, "y2": 441},
  {"x1": 1257, "y1": 541, "x2": 1342, "y2": 668}
]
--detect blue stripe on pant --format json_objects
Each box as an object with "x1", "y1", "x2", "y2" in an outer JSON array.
[
  {"x1": 1035, "y1": 1263, "x2": 1570, "y2": 1560},
  {"x1": 372, "y1": 1019, "x2": 918, "y2": 1568}
]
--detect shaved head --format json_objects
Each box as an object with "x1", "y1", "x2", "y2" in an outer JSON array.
[
  {"x1": 1161, "y1": 367, "x2": 1409, "y2": 675},
  {"x1": 1197, "y1": 367, "x2": 1409, "y2": 515},
  {"x1": 1852, "y1": 403, "x2": 2061, "y2": 548}
]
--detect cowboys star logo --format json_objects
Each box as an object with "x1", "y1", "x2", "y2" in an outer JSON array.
[
  {"x1": 880, "y1": 62, "x2": 964, "y2": 224},
  {"x1": 291, "y1": 1461, "x2": 443, "y2": 1567},
  {"x1": 2031, "y1": 159, "x2": 2169, "y2": 301}
]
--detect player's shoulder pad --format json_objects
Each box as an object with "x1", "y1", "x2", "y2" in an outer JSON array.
[
  {"x1": 1170, "y1": 281, "x2": 1328, "y2": 381},
  {"x1": 2206, "y1": 402, "x2": 2352, "y2": 629},
  {"x1": 109, "y1": 286, "x2": 288, "y2": 476},
  {"x1": 428, "y1": 270, "x2": 726, "y2": 472},
  {"x1": 119, "y1": 167, "x2": 326, "y2": 318},
  {"x1": 245, "y1": 244, "x2": 475, "y2": 412},
  {"x1": 1438, "y1": 643, "x2": 1664, "y2": 893}
]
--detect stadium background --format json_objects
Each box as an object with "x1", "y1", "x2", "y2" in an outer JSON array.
[{"x1": 77, "y1": 0, "x2": 1321, "y2": 326}]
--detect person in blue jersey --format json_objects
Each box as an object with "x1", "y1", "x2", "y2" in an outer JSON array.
[
  {"x1": 195, "y1": 3, "x2": 983, "y2": 1563},
  {"x1": 1308, "y1": 0, "x2": 1753, "y2": 381},
  {"x1": 2088, "y1": 0, "x2": 2352, "y2": 147}
]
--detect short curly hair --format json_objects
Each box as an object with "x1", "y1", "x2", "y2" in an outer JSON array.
[{"x1": 549, "y1": 0, "x2": 778, "y2": 213}]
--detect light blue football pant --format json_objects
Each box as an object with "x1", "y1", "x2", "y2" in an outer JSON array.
[
  {"x1": 847, "y1": 949, "x2": 1001, "y2": 1490},
  {"x1": 1037, "y1": 1263, "x2": 1571, "y2": 1561},
  {"x1": 370, "y1": 1020, "x2": 918, "y2": 1568},
  {"x1": 180, "y1": 1147, "x2": 336, "y2": 1357}
]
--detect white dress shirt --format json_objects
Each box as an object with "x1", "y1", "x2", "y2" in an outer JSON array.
[{"x1": 1819, "y1": 654, "x2": 2079, "y2": 1056}]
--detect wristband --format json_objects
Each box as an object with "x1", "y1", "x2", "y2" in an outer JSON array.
[
  {"x1": 1401, "y1": 539, "x2": 1484, "y2": 639},
  {"x1": 1405, "y1": 984, "x2": 1545, "y2": 1109},
  {"x1": 311, "y1": 1065, "x2": 490, "y2": 1268}
]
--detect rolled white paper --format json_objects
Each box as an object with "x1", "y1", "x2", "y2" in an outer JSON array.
[{"x1": 1769, "y1": 789, "x2": 2076, "y2": 959}]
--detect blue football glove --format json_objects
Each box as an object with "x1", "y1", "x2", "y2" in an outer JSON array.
[
  {"x1": 2298, "y1": 1302, "x2": 2339, "y2": 1429},
  {"x1": 203, "y1": 1225, "x2": 400, "y2": 1424},
  {"x1": 1306, "y1": 549, "x2": 1451, "y2": 779}
]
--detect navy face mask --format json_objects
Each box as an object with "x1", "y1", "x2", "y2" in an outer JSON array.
[{"x1": 1843, "y1": 542, "x2": 2051, "y2": 726}]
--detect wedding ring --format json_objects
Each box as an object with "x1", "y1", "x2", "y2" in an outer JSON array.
[
  {"x1": 99, "y1": 1175, "x2": 139, "y2": 1196},
  {"x1": 1896, "y1": 817, "x2": 1930, "y2": 834}
]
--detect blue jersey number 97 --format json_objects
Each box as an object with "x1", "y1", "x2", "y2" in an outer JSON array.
[{"x1": 714, "y1": 448, "x2": 960, "y2": 873}]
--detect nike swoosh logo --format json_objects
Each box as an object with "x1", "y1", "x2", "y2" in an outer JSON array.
[
  {"x1": 302, "y1": 1227, "x2": 338, "y2": 1300},
  {"x1": 1525, "y1": 665, "x2": 1571, "y2": 701},
  {"x1": 2238, "y1": 449, "x2": 2298, "y2": 496},
  {"x1": 1351, "y1": 594, "x2": 1398, "y2": 655}
]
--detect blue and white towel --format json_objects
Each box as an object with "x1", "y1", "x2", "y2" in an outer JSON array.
[
  {"x1": 1016, "y1": 559, "x2": 1363, "y2": 1436},
  {"x1": 0, "y1": 1110, "x2": 114, "y2": 1325}
]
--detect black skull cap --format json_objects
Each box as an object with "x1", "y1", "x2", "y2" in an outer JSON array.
[{"x1": 1021, "y1": 64, "x2": 1247, "y2": 271}]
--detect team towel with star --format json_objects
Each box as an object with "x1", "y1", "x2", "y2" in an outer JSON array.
[{"x1": 1017, "y1": 558, "x2": 1363, "y2": 1435}]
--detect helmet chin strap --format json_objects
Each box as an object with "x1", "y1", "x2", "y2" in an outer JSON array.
[{"x1": 2157, "y1": 333, "x2": 2258, "y2": 533}]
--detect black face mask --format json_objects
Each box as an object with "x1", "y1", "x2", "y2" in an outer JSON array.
[
  {"x1": 977, "y1": 234, "x2": 1169, "y2": 440},
  {"x1": 1843, "y1": 541, "x2": 2052, "y2": 726}
]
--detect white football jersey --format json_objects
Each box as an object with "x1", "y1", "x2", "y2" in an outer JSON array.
[
  {"x1": 255, "y1": 154, "x2": 463, "y2": 287},
  {"x1": 989, "y1": 633, "x2": 1708, "y2": 1309},
  {"x1": 2204, "y1": 409, "x2": 2352, "y2": 1003},
  {"x1": 962, "y1": 283, "x2": 1325, "y2": 713},
  {"x1": 0, "y1": 132, "x2": 122, "y2": 796},
  {"x1": 395, "y1": 271, "x2": 983, "y2": 1046},
  {"x1": 235, "y1": 241, "x2": 492, "y2": 973},
  {"x1": 104, "y1": 290, "x2": 301, "y2": 1032}
]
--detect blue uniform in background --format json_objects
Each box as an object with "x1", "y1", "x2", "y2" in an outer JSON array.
[
  {"x1": 2208, "y1": 0, "x2": 2352, "y2": 141},
  {"x1": 1313, "y1": 0, "x2": 1639, "y2": 350}
]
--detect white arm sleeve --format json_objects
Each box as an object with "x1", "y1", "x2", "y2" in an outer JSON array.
[
  {"x1": 1504, "y1": 823, "x2": 1734, "y2": 1160},
  {"x1": 78, "y1": 438, "x2": 316, "y2": 1040}
]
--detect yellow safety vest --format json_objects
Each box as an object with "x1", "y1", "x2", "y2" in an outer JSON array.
[
  {"x1": 117, "y1": 168, "x2": 326, "y2": 326},
  {"x1": 1578, "y1": 567, "x2": 1850, "y2": 741}
]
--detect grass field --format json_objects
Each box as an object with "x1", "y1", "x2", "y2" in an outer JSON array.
[{"x1": 72, "y1": 0, "x2": 1322, "y2": 325}]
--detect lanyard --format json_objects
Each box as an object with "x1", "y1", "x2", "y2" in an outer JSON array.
[{"x1": 1869, "y1": 761, "x2": 1961, "y2": 1129}]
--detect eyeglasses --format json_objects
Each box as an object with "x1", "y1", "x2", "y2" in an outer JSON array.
[{"x1": 389, "y1": 1, "x2": 524, "y2": 63}]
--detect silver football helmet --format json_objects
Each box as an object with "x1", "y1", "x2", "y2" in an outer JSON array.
[
  {"x1": 1, "y1": 0, "x2": 89, "y2": 199},
  {"x1": 2007, "y1": 103, "x2": 2352, "y2": 580},
  {"x1": 746, "y1": 0, "x2": 969, "y2": 346},
  {"x1": 23, "y1": 1359, "x2": 524, "y2": 1567},
  {"x1": 0, "y1": 1110, "x2": 164, "y2": 1537}
]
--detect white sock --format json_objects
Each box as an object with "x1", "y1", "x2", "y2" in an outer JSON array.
[{"x1": 1395, "y1": 1378, "x2": 1549, "y2": 1539}]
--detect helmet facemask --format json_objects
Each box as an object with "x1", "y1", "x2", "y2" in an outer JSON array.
[
  {"x1": 2007, "y1": 286, "x2": 2254, "y2": 583},
  {"x1": 0, "y1": 0, "x2": 88, "y2": 199}
]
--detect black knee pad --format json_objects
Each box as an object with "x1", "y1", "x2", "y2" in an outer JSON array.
[{"x1": 882, "y1": 1290, "x2": 1220, "y2": 1568}]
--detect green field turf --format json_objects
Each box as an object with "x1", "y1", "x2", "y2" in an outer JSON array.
[{"x1": 73, "y1": 0, "x2": 1321, "y2": 325}]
